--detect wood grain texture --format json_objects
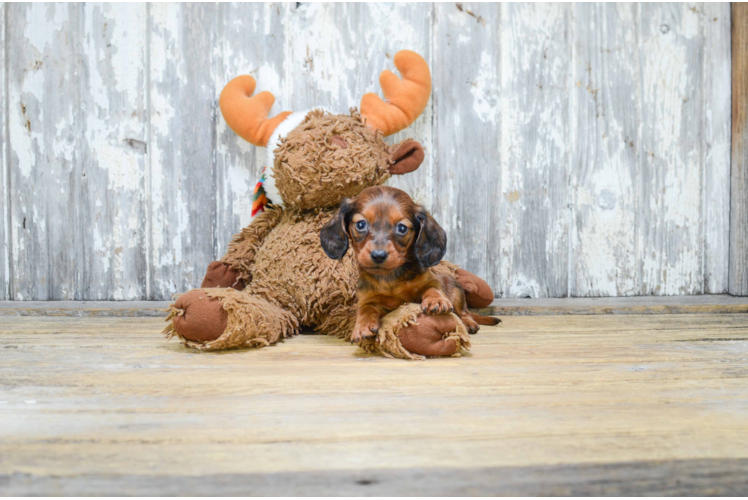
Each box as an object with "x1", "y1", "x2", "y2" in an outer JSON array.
[
  {"x1": 474, "y1": 294, "x2": 748, "y2": 316},
  {"x1": 148, "y1": 3, "x2": 218, "y2": 300},
  {"x1": 570, "y1": 4, "x2": 639, "y2": 297},
  {"x1": 1, "y1": 314, "x2": 747, "y2": 494},
  {"x1": 639, "y1": 3, "x2": 705, "y2": 295},
  {"x1": 703, "y1": 3, "x2": 732, "y2": 294},
  {"x1": 433, "y1": 3, "x2": 501, "y2": 292},
  {"x1": 3, "y1": 459, "x2": 748, "y2": 496},
  {"x1": 7, "y1": 4, "x2": 84, "y2": 300},
  {"x1": 6, "y1": 4, "x2": 150, "y2": 300},
  {"x1": 80, "y1": 4, "x2": 148, "y2": 300},
  {"x1": 500, "y1": 3, "x2": 571, "y2": 298},
  {"x1": 0, "y1": 3, "x2": 7, "y2": 301},
  {"x1": 731, "y1": 3, "x2": 748, "y2": 295},
  {"x1": 0, "y1": 3, "x2": 737, "y2": 299},
  {"x1": 1, "y1": 294, "x2": 747, "y2": 317},
  {"x1": 0, "y1": 300, "x2": 171, "y2": 317}
]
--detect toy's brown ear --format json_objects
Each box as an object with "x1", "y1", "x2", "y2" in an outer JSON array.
[
  {"x1": 320, "y1": 199, "x2": 354, "y2": 260},
  {"x1": 389, "y1": 140, "x2": 424, "y2": 175}
]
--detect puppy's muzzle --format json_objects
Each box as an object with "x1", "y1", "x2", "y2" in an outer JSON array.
[{"x1": 370, "y1": 250, "x2": 388, "y2": 264}]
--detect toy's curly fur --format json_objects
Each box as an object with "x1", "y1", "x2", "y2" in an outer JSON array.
[
  {"x1": 165, "y1": 200, "x2": 467, "y2": 354},
  {"x1": 165, "y1": 289, "x2": 298, "y2": 351},
  {"x1": 162, "y1": 189, "x2": 473, "y2": 358},
  {"x1": 273, "y1": 111, "x2": 392, "y2": 210}
]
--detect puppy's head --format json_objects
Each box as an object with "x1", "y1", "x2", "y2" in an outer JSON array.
[{"x1": 320, "y1": 186, "x2": 447, "y2": 275}]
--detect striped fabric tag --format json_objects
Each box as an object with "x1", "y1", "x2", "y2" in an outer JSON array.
[{"x1": 251, "y1": 167, "x2": 269, "y2": 217}]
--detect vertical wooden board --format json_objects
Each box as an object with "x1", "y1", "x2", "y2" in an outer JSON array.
[
  {"x1": 0, "y1": 3, "x2": 7, "y2": 300},
  {"x1": 500, "y1": 3, "x2": 571, "y2": 298},
  {"x1": 363, "y1": 4, "x2": 434, "y2": 209},
  {"x1": 214, "y1": 3, "x2": 287, "y2": 253},
  {"x1": 149, "y1": 3, "x2": 218, "y2": 300},
  {"x1": 730, "y1": 3, "x2": 748, "y2": 296},
  {"x1": 285, "y1": 3, "x2": 434, "y2": 209},
  {"x1": 638, "y1": 3, "x2": 704, "y2": 295},
  {"x1": 80, "y1": 3, "x2": 148, "y2": 300},
  {"x1": 569, "y1": 4, "x2": 639, "y2": 297},
  {"x1": 7, "y1": 4, "x2": 83, "y2": 300},
  {"x1": 702, "y1": 3, "x2": 731, "y2": 294},
  {"x1": 432, "y1": 3, "x2": 500, "y2": 291}
]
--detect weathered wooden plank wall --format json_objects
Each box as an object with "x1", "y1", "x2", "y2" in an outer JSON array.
[
  {"x1": 0, "y1": 2, "x2": 735, "y2": 300},
  {"x1": 731, "y1": 3, "x2": 748, "y2": 296},
  {"x1": 0, "y1": 3, "x2": 6, "y2": 301},
  {"x1": 6, "y1": 3, "x2": 149, "y2": 300},
  {"x1": 433, "y1": 3, "x2": 501, "y2": 293},
  {"x1": 704, "y1": 2, "x2": 732, "y2": 295}
]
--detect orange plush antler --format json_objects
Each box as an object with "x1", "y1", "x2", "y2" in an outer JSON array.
[
  {"x1": 219, "y1": 76, "x2": 292, "y2": 147},
  {"x1": 360, "y1": 50, "x2": 432, "y2": 137}
]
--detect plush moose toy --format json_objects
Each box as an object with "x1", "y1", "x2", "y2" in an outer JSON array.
[{"x1": 164, "y1": 50, "x2": 494, "y2": 359}]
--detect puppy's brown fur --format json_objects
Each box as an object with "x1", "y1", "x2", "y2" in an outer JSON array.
[{"x1": 321, "y1": 186, "x2": 500, "y2": 343}]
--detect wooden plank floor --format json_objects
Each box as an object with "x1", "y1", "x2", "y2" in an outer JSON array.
[
  {"x1": 2, "y1": 294, "x2": 748, "y2": 317},
  {"x1": 1, "y1": 312, "x2": 748, "y2": 495}
]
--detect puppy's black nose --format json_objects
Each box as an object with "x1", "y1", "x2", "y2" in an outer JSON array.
[{"x1": 370, "y1": 250, "x2": 388, "y2": 264}]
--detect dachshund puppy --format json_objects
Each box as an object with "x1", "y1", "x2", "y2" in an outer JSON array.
[{"x1": 320, "y1": 186, "x2": 500, "y2": 343}]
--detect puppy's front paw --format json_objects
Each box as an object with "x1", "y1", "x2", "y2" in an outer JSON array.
[
  {"x1": 421, "y1": 296, "x2": 454, "y2": 315},
  {"x1": 350, "y1": 320, "x2": 379, "y2": 343}
]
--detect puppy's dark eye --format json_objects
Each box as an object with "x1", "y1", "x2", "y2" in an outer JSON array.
[
  {"x1": 396, "y1": 223, "x2": 409, "y2": 235},
  {"x1": 355, "y1": 220, "x2": 368, "y2": 232}
]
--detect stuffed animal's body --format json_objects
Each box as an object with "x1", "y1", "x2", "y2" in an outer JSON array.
[{"x1": 164, "y1": 51, "x2": 495, "y2": 359}]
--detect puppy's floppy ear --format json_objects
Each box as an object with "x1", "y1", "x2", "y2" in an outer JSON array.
[
  {"x1": 414, "y1": 206, "x2": 447, "y2": 268},
  {"x1": 320, "y1": 198, "x2": 354, "y2": 259}
]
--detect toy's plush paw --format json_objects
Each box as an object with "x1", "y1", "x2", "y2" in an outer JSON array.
[
  {"x1": 201, "y1": 261, "x2": 245, "y2": 290},
  {"x1": 397, "y1": 314, "x2": 461, "y2": 356},
  {"x1": 461, "y1": 314, "x2": 480, "y2": 334},
  {"x1": 421, "y1": 295, "x2": 453, "y2": 315},
  {"x1": 171, "y1": 290, "x2": 228, "y2": 342},
  {"x1": 351, "y1": 319, "x2": 379, "y2": 343},
  {"x1": 455, "y1": 269, "x2": 494, "y2": 308}
]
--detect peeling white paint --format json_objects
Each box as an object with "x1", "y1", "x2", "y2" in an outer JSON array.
[
  {"x1": 470, "y1": 51, "x2": 499, "y2": 124},
  {"x1": 701, "y1": 2, "x2": 731, "y2": 294},
  {"x1": 500, "y1": 2, "x2": 571, "y2": 297},
  {"x1": 290, "y1": 4, "x2": 353, "y2": 104},
  {"x1": 1, "y1": 2, "x2": 734, "y2": 300},
  {"x1": 568, "y1": 3, "x2": 640, "y2": 297},
  {"x1": 100, "y1": 144, "x2": 143, "y2": 192},
  {"x1": 78, "y1": 3, "x2": 148, "y2": 300},
  {"x1": 23, "y1": 3, "x2": 67, "y2": 53},
  {"x1": 638, "y1": 2, "x2": 706, "y2": 295},
  {"x1": 0, "y1": 5, "x2": 7, "y2": 300}
]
